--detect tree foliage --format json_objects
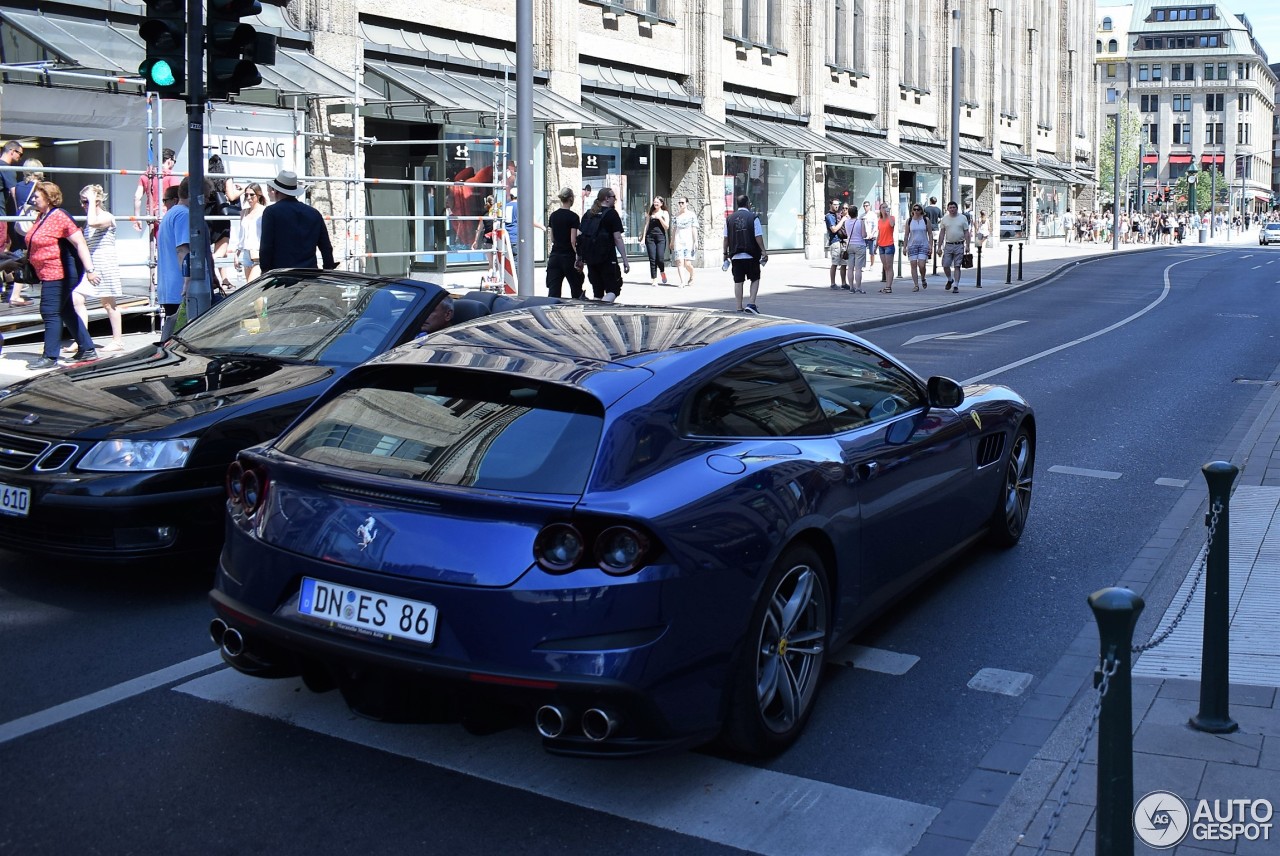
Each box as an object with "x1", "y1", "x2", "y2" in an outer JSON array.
[{"x1": 1098, "y1": 104, "x2": 1142, "y2": 201}]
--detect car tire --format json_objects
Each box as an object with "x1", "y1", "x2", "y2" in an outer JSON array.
[
  {"x1": 722, "y1": 544, "x2": 829, "y2": 757},
  {"x1": 988, "y1": 425, "x2": 1034, "y2": 548}
]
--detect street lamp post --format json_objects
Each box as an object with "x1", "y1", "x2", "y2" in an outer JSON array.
[
  {"x1": 1210, "y1": 162, "x2": 1217, "y2": 238},
  {"x1": 1186, "y1": 165, "x2": 1198, "y2": 216},
  {"x1": 948, "y1": 1, "x2": 961, "y2": 206},
  {"x1": 1111, "y1": 109, "x2": 1121, "y2": 251}
]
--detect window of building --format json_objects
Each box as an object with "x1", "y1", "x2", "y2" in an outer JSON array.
[
  {"x1": 1205, "y1": 63, "x2": 1216, "y2": 80},
  {"x1": 1172, "y1": 123, "x2": 1191, "y2": 144},
  {"x1": 1239, "y1": 93, "x2": 1252, "y2": 112},
  {"x1": 1217, "y1": 63, "x2": 1227, "y2": 79},
  {"x1": 1108, "y1": 39, "x2": 1118, "y2": 52},
  {"x1": 1143, "y1": 123, "x2": 1159, "y2": 144},
  {"x1": 1106, "y1": 63, "x2": 1117, "y2": 78},
  {"x1": 1237, "y1": 123, "x2": 1250, "y2": 145},
  {"x1": 1182, "y1": 63, "x2": 1194, "y2": 80},
  {"x1": 1172, "y1": 94, "x2": 1189, "y2": 112},
  {"x1": 1096, "y1": 39, "x2": 1102, "y2": 54},
  {"x1": 1206, "y1": 93, "x2": 1223, "y2": 111},
  {"x1": 1155, "y1": 9, "x2": 1165, "y2": 20},
  {"x1": 1172, "y1": 64, "x2": 1183, "y2": 81},
  {"x1": 826, "y1": 0, "x2": 865, "y2": 70},
  {"x1": 724, "y1": 0, "x2": 786, "y2": 51},
  {"x1": 1102, "y1": 16, "x2": 1112, "y2": 30},
  {"x1": 1151, "y1": 65, "x2": 1162, "y2": 81},
  {"x1": 1106, "y1": 88, "x2": 1118, "y2": 104},
  {"x1": 1140, "y1": 94, "x2": 1159, "y2": 112},
  {"x1": 1205, "y1": 122, "x2": 1223, "y2": 145},
  {"x1": 1138, "y1": 64, "x2": 1149, "y2": 81},
  {"x1": 1188, "y1": 9, "x2": 1197, "y2": 19}
]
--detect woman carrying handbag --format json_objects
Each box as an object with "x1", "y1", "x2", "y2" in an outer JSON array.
[{"x1": 23, "y1": 182, "x2": 100, "y2": 368}]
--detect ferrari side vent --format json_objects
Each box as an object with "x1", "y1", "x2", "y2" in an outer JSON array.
[
  {"x1": 36, "y1": 443, "x2": 80, "y2": 472},
  {"x1": 976, "y1": 432, "x2": 1006, "y2": 468}
]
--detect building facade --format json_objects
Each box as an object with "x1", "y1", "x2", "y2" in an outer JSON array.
[
  {"x1": 2, "y1": 0, "x2": 1101, "y2": 278},
  {"x1": 1096, "y1": 1, "x2": 1277, "y2": 218}
]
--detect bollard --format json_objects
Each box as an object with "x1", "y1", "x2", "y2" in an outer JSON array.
[
  {"x1": 975, "y1": 245, "x2": 982, "y2": 288},
  {"x1": 1017, "y1": 242, "x2": 1024, "y2": 281},
  {"x1": 932, "y1": 247, "x2": 938, "y2": 276},
  {"x1": 1006, "y1": 244, "x2": 1013, "y2": 284},
  {"x1": 1190, "y1": 461, "x2": 1240, "y2": 733},
  {"x1": 1090, "y1": 587, "x2": 1144, "y2": 856},
  {"x1": 897, "y1": 240, "x2": 904, "y2": 278}
]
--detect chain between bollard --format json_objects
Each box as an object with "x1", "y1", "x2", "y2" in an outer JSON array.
[
  {"x1": 1131, "y1": 497, "x2": 1222, "y2": 654},
  {"x1": 1034, "y1": 655, "x2": 1119, "y2": 856}
]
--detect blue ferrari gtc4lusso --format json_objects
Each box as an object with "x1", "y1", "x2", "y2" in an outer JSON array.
[{"x1": 209, "y1": 303, "x2": 1035, "y2": 757}]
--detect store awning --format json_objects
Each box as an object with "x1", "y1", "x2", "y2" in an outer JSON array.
[
  {"x1": 581, "y1": 94, "x2": 754, "y2": 146},
  {"x1": 1141, "y1": 154, "x2": 1159, "y2": 164},
  {"x1": 899, "y1": 143, "x2": 954, "y2": 170},
  {"x1": 1201, "y1": 154, "x2": 1224, "y2": 165},
  {"x1": 959, "y1": 150, "x2": 1005, "y2": 175},
  {"x1": 1004, "y1": 158, "x2": 1064, "y2": 182},
  {"x1": 1068, "y1": 171, "x2": 1099, "y2": 187},
  {"x1": 364, "y1": 61, "x2": 606, "y2": 127},
  {"x1": 725, "y1": 115, "x2": 835, "y2": 156},
  {"x1": 827, "y1": 131, "x2": 916, "y2": 164},
  {"x1": 1168, "y1": 154, "x2": 1193, "y2": 164},
  {"x1": 1255, "y1": 192, "x2": 1272, "y2": 202},
  {"x1": 0, "y1": 7, "x2": 371, "y2": 100}
]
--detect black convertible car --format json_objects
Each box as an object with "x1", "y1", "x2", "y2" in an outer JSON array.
[{"x1": 0, "y1": 269, "x2": 454, "y2": 561}]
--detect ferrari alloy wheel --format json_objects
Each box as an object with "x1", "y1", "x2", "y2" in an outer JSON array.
[
  {"x1": 990, "y1": 426, "x2": 1034, "y2": 547},
  {"x1": 724, "y1": 545, "x2": 829, "y2": 756}
]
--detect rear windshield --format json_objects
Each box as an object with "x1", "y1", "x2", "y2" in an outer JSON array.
[{"x1": 277, "y1": 369, "x2": 604, "y2": 495}]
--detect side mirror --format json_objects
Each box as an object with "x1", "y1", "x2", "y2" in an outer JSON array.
[{"x1": 927, "y1": 376, "x2": 965, "y2": 409}]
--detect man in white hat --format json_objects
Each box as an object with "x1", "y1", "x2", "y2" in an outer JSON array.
[{"x1": 259, "y1": 169, "x2": 337, "y2": 273}]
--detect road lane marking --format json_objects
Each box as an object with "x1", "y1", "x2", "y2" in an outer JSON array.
[
  {"x1": 0, "y1": 650, "x2": 223, "y2": 745},
  {"x1": 829, "y1": 644, "x2": 920, "y2": 675},
  {"x1": 967, "y1": 669, "x2": 1033, "y2": 697},
  {"x1": 176, "y1": 670, "x2": 939, "y2": 856},
  {"x1": 1048, "y1": 465, "x2": 1122, "y2": 480},
  {"x1": 961, "y1": 256, "x2": 1207, "y2": 386},
  {"x1": 1155, "y1": 478, "x2": 1189, "y2": 488},
  {"x1": 904, "y1": 320, "x2": 1026, "y2": 346}
]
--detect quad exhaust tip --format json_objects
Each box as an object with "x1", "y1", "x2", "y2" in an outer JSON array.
[
  {"x1": 535, "y1": 705, "x2": 566, "y2": 739},
  {"x1": 209, "y1": 618, "x2": 228, "y2": 647},
  {"x1": 221, "y1": 627, "x2": 245, "y2": 658},
  {"x1": 581, "y1": 708, "x2": 617, "y2": 742}
]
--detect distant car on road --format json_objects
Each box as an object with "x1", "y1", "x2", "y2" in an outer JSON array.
[
  {"x1": 0, "y1": 270, "x2": 449, "y2": 561},
  {"x1": 210, "y1": 304, "x2": 1036, "y2": 757},
  {"x1": 1259, "y1": 222, "x2": 1280, "y2": 245}
]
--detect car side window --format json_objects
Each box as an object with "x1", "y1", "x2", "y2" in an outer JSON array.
[
  {"x1": 784, "y1": 338, "x2": 924, "y2": 432},
  {"x1": 686, "y1": 349, "x2": 830, "y2": 438}
]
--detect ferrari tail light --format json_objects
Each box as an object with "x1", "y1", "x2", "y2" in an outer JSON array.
[
  {"x1": 533, "y1": 522, "x2": 585, "y2": 573},
  {"x1": 226, "y1": 458, "x2": 269, "y2": 515},
  {"x1": 595, "y1": 526, "x2": 650, "y2": 576},
  {"x1": 533, "y1": 520, "x2": 657, "y2": 576}
]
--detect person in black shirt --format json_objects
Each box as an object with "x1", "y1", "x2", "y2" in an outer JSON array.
[
  {"x1": 546, "y1": 187, "x2": 585, "y2": 298},
  {"x1": 577, "y1": 188, "x2": 629, "y2": 302}
]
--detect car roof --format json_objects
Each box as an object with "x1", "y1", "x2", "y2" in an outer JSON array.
[{"x1": 361, "y1": 304, "x2": 831, "y2": 404}]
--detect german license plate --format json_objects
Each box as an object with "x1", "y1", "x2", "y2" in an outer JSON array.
[
  {"x1": 298, "y1": 577, "x2": 438, "y2": 645},
  {"x1": 0, "y1": 483, "x2": 31, "y2": 518}
]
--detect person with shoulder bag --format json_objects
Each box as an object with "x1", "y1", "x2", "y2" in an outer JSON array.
[
  {"x1": 23, "y1": 182, "x2": 100, "y2": 367},
  {"x1": 825, "y1": 199, "x2": 848, "y2": 290}
]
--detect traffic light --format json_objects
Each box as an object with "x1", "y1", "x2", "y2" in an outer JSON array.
[
  {"x1": 206, "y1": 0, "x2": 278, "y2": 100},
  {"x1": 139, "y1": 0, "x2": 186, "y2": 97}
]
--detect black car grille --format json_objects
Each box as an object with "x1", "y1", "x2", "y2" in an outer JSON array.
[
  {"x1": 0, "y1": 516, "x2": 116, "y2": 550},
  {"x1": 36, "y1": 443, "x2": 80, "y2": 471},
  {"x1": 0, "y1": 431, "x2": 52, "y2": 471},
  {"x1": 976, "y1": 432, "x2": 1006, "y2": 468}
]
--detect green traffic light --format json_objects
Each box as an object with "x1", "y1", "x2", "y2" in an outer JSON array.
[{"x1": 150, "y1": 59, "x2": 176, "y2": 87}]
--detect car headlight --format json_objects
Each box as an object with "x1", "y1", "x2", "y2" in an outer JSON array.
[{"x1": 79, "y1": 438, "x2": 197, "y2": 472}]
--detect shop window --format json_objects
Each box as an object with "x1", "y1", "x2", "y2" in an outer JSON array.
[{"x1": 725, "y1": 154, "x2": 804, "y2": 251}]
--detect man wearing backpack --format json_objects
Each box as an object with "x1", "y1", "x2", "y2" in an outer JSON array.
[
  {"x1": 576, "y1": 187, "x2": 629, "y2": 302},
  {"x1": 722, "y1": 194, "x2": 768, "y2": 313}
]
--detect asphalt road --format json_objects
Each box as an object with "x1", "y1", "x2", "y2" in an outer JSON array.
[{"x1": 2, "y1": 246, "x2": 1278, "y2": 854}]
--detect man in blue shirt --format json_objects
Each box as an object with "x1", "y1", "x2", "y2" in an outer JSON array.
[{"x1": 156, "y1": 178, "x2": 213, "y2": 339}]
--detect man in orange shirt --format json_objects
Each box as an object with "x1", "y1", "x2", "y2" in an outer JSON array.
[{"x1": 133, "y1": 148, "x2": 180, "y2": 235}]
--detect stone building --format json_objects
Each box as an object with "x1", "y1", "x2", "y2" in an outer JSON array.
[
  {"x1": 1, "y1": 0, "x2": 1100, "y2": 278},
  {"x1": 1096, "y1": 1, "x2": 1277, "y2": 219}
]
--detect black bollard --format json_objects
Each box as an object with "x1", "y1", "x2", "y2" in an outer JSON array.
[
  {"x1": 1017, "y1": 242, "x2": 1024, "y2": 281},
  {"x1": 897, "y1": 240, "x2": 904, "y2": 278},
  {"x1": 975, "y1": 245, "x2": 982, "y2": 288},
  {"x1": 1090, "y1": 587, "x2": 1144, "y2": 856},
  {"x1": 1190, "y1": 461, "x2": 1240, "y2": 733},
  {"x1": 1006, "y1": 244, "x2": 1013, "y2": 284}
]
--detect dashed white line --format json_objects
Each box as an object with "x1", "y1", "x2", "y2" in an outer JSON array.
[
  {"x1": 0, "y1": 650, "x2": 224, "y2": 745},
  {"x1": 830, "y1": 644, "x2": 920, "y2": 675},
  {"x1": 1048, "y1": 465, "x2": 1122, "y2": 480},
  {"x1": 967, "y1": 668, "x2": 1034, "y2": 697}
]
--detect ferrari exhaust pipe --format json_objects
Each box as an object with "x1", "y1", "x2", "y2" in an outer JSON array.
[
  {"x1": 581, "y1": 708, "x2": 617, "y2": 742},
  {"x1": 209, "y1": 618, "x2": 228, "y2": 647},
  {"x1": 221, "y1": 627, "x2": 245, "y2": 658},
  {"x1": 535, "y1": 705, "x2": 566, "y2": 739}
]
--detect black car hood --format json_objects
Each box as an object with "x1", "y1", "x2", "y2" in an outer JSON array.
[{"x1": 0, "y1": 345, "x2": 334, "y2": 438}]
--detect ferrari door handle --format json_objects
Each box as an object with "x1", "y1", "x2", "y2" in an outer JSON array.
[{"x1": 855, "y1": 461, "x2": 880, "y2": 481}]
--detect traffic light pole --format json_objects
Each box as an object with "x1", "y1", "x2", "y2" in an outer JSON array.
[{"x1": 185, "y1": 0, "x2": 210, "y2": 298}]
